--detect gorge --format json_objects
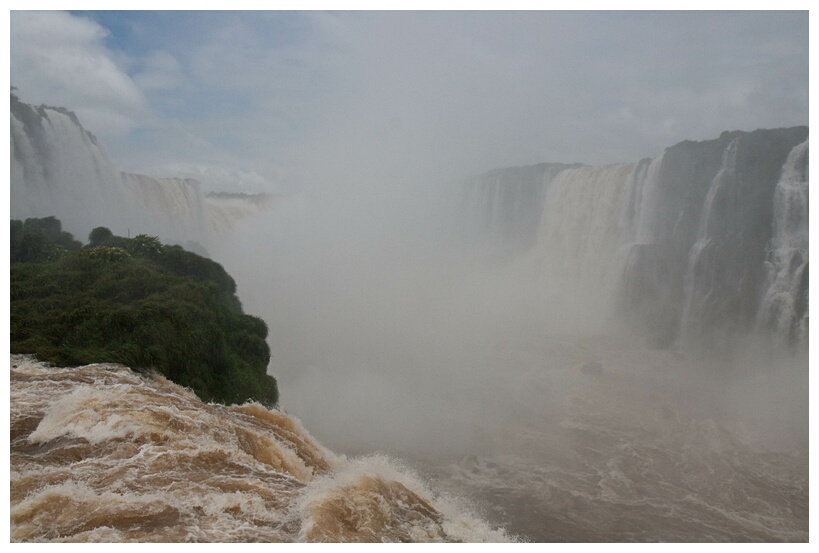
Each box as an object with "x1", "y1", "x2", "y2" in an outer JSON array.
[{"x1": 9, "y1": 95, "x2": 809, "y2": 542}]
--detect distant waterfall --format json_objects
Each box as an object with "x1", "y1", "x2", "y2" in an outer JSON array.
[
  {"x1": 463, "y1": 127, "x2": 809, "y2": 352},
  {"x1": 10, "y1": 94, "x2": 131, "y2": 238},
  {"x1": 756, "y1": 140, "x2": 809, "y2": 347},
  {"x1": 461, "y1": 162, "x2": 579, "y2": 254},
  {"x1": 120, "y1": 174, "x2": 212, "y2": 244},
  {"x1": 10, "y1": 94, "x2": 267, "y2": 248},
  {"x1": 534, "y1": 163, "x2": 642, "y2": 307}
]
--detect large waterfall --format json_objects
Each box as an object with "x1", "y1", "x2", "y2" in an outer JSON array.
[
  {"x1": 10, "y1": 94, "x2": 267, "y2": 249},
  {"x1": 464, "y1": 127, "x2": 809, "y2": 352},
  {"x1": 9, "y1": 95, "x2": 809, "y2": 541}
]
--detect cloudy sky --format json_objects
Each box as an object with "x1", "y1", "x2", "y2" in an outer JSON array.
[{"x1": 9, "y1": 9, "x2": 809, "y2": 193}]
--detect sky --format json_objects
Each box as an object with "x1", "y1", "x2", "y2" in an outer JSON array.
[{"x1": 8, "y1": 8, "x2": 810, "y2": 194}]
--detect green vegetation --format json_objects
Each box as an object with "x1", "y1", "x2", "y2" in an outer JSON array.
[{"x1": 10, "y1": 217, "x2": 278, "y2": 407}]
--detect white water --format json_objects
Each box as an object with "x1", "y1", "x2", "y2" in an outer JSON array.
[
  {"x1": 11, "y1": 355, "x2": 509, "y2": 542},
  {"x1": 530, "y1": 162, "x2": 639, "y2": 321},
  {"x1": 11, "y1": 97, "x2": 267, "y2": 249},
  {"x1": 756, "y1": 140, "x2": 809, "y2": 346},
  {"x1": 470, "y1": 128, "x2": 809, "y2": 352},
  {"x1": 11, "y1": 102, "x2": 130, "y2": 236}
]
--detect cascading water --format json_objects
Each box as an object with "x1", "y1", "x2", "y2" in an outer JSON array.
[
  {"x1": 442, "y1": 149, "x2": 811, "y2": 538},
  {"x1": 10, "y1": 94, "x2": 267, "y2": 249},
  {"x1": 461, "y1": 162, "x2": 579, "y2": 254},
  {"x1": 756, "y1": 140, "x2": 809, "y2": 347},
  {"x1": 10, "y1": 94, "x2": 131, "y2": 238},
  {"x1": 532, "y1": 162, "x2": 641, "y2": 319},
  {"x1": 463, "y1": 126, "x2": 809, "y2": 352},
  {"x1": 120, "y1": 174, "x2": 211, "y2": 244},
  {"x1": 672, "y1": 130, "x2": 808, "y2": 351}
]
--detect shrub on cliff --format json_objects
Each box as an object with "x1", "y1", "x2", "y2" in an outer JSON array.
[{"x1": 10, "y1": 218, "x2": 278, "y2": 407}]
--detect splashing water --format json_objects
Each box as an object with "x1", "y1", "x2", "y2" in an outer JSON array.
[{"x1": 10, "y1": 355, "x2": 511, "y2": 543}]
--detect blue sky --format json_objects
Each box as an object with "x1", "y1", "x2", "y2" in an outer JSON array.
[{"x1": 9, "y1": 9, "x2": 810, "y2": 193}]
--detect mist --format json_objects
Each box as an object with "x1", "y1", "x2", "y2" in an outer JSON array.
[
  {"x1": 10, "y1": 10, "x2": 809, "y2": 541},
  {"x1": 210, "y1": 174, "x2": 508, "y2": 457},
  {"x1": 201, "y1": 145, "x2": 808, "y2": 541},
  {"x1": 210, "y1": 139, "x2": 808, "y2": 463}
]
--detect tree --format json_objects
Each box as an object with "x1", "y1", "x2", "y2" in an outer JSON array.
[
  {"x1": 10, "y1": 217, "x2": 278, "y2": 407},
  {"x1": 88, "y1": 226, "x2": 113, "y2": 247}
]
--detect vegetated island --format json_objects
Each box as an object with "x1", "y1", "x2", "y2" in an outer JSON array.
[{"x1": 10, "y1": 216, "x2": 278, "y2": 407}]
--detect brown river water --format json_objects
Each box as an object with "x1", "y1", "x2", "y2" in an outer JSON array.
[
  {"x1": 9, "y1": 354, "x2": 508, "y2": 542},
  {"x1": 10, "y1": 335, "x2": 809, "y2": 542}
]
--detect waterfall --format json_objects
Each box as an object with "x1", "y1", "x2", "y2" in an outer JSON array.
[
  {"x1": 463, "y1": 127, "x2": 809, "y2": 352},
  {"x1": 534, "y1": 163, "x2": 642, "y2": 309},
  {"x1": 11, "y1": 91, "x2": 808, "y2": 352},
  {"x1": 11, "y1": 94, "x2": 131, "y2": 239},
  {"x1": 120, "y1": 173, "x2": 212, "y2": 244},
  {"x1": 461, "y1": 162, "x2": 579, "y2": 254},
  {"x1": 10, "y1": 94, "x2": 267, "y2": 249},
  {"x1": 673, "y1": 130, "x2": 809, "y2": 351},
  {"x1": 756, "y1": 140, "x2": 809, "y2": 347}
]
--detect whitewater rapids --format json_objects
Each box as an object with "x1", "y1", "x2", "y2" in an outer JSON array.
[{"x1": 9, "y1": 355, "x2": 510, "y2": 543}]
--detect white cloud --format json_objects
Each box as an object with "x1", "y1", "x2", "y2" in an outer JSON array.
[
  {"x1": 133, "y1": 51, "x2": 185, "y2": 92},
  {"x1": 10, "y1": 11, "x2": 151, "y2": 136}
]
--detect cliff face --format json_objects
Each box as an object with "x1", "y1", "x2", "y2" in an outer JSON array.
[
  {"x1": 621, "y1": 128, "x2": 809, "y2": 351},
  {"x1": 11, "y1": 94, "x2": 267, "y2": 249},
  {"x1": 464, "y1": 127, "x2": 809, "y2": 352}
]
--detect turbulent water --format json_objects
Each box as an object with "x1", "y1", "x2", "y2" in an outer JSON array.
[
  {"x1": 9, "y1": 355, "x2": 509, "y2": 543},
  {"x1": 11, "y1": 343, "x2": 807, "y2": 543},
  {"x1": 422, "y1": 334, "x2": 809, "y2": 542}
]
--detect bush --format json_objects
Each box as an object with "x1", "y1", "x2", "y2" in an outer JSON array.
[
  {"x1": 10, "y1": 217, "x2": 278, "y2": 407},
  {"x1": 88, "y1": 226, "x2": 113, "y2": 247},
  {"x1": 11, "y1": 216, "x2": 81, "y2": 263}
]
